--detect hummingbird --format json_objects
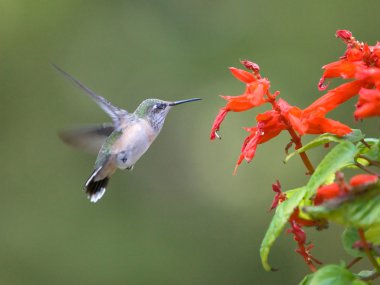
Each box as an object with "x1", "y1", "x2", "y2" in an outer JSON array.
[{"x1": 53, "y1": 64, "x2": 201, "y2": 203}]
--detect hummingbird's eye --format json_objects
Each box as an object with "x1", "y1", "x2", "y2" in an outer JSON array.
[{"x1": 153, "y1": 103, "x2": 167, "y2": 110}]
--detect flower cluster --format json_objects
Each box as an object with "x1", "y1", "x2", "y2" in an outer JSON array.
[
  {"x1": 210, "y1": 30, "x2": 380, "y2": 173},
  {"x1": 209, "y1": 30, "x2": 380, "y2": 279},
  {"x1": 319, "y1": 30, "x2": 380, "y2": 119}
]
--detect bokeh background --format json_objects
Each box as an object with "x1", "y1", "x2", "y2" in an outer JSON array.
[{"x1": 1, "y1": 1, "x2": 380, "y2": 284}]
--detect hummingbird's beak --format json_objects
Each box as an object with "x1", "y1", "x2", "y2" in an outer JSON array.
[{"x1": 169, "y1": 98, "x2": 202, "y2": 106}]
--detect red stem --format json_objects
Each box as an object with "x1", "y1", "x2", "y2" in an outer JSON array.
[
  {"x1": 346, "y1": 257, "x2": 362, "y2": 269},
  {"x1": 358, "y1": 228, "x2": 380, "y2": 273},
  {"x1": 307, "y1": 262, "x2": 317, "y2": 272},
  {"x1": 287, "y1": 128, "x2": 315, "y2": 175},
  {"x1": 266, "y1": 92, "x2": 315, "y2": 174}
]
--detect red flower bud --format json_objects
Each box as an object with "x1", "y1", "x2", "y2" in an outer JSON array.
[
  {"x1": 336, "y1": 30, "x2": 353, "y2": 42},
  {"x1": 240, "y1": 60, "x2": 260, "y2": 73}
]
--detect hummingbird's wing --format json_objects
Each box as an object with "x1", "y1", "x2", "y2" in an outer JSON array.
[
  {"x1": 59, "y1": 124, "x2": 114, "y2": 154},
  {"x1": 52, "y1": 64, "x2": 128, "y2": 128}
]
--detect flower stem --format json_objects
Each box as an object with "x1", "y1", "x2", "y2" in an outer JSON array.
[
  {"x1": 346, "y1": 257, "x2": 362, "y2": 269},
  {"x1": 267, "y1": 92, "x2": 315, "y2": 174},
  {"x1": 358, "y1": 228, "x2": 380, "y2": 273},
  {"x1": 307, "y1": 262, "x2": 317, "y2": 272},
  {"x1": 287, "y1": 128, "x2": 315, "y2": 174}
]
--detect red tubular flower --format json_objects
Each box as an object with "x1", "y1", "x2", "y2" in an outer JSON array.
[
  {"x1": 317, "y1": 30, "x2": 380, "y2": 121},
  {"x1": 318, "y1": 61, "x2": 365, "y2": 90},
  {"x1": 299, "y1": 116, "x2": 352, "y2": 137},
  {"x1": 305, "y1": 80, "x2": 366, "y2": 116},
  {"x1": 234, "y1": 109, "x2": 287, "y2": 172},
  {"x1": 314, "y1": 174, "x2": 378, "y2": 205},
  {"x1": 354, "y1": 88, "x2": 380, "y2": 119},
  {"x1": 221, "y1": 78, "x2": 269, "y2": 111},
  {"x1": 278, "y1": 98, "x2": 352, "y2": 137},
  {"x1": 229, "y1": 67, "x2": 256, "y2": 83},
  {"x1": 209, "y1": 67, "x2": 270, "y2": 140},
  {"x1": 358, "y1": 67, "x2": 380, "y2": 88},
  {"x1": 349, "y1": 174, "x2": 378, "y2": 187},
  {"x1": 210, "y1": 108, "x2": 228, "y2": 140},
  {"x1": 314, "y1": 183, "x2": 340, "y2": 205}
]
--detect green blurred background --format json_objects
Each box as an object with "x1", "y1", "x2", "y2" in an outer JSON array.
[{"x1": 1, "y1": 1, "x2": 380, "y2": 284}]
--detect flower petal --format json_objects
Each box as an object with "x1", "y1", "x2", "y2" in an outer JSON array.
[
  {"x1": 229, "y1": 67, "x2": 256, "y2": 83},
  {"x1": 210, "y1": 108, "x2": 228, "y2": 140},
  {"x1": 354, "y1": 88, "x2": 380, "y2": 119},
  {"x1": 305, "y1": 80, "x2": 365, "y2": 116}
]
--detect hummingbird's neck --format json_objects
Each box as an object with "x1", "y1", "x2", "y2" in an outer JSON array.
[{"x1": 145, "y1": 114, "x2": 166, "y2": 131}]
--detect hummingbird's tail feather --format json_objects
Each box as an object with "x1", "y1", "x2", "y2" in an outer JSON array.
[{"x1": 84, "y1": 167, "x2": 109, "y2": 203}]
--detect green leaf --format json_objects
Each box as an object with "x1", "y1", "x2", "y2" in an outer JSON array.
[
  {"x1": 364, "y1": 224, "x2": 380, "y2": 245},
  {"x1": 357, "y1": 270, "x2": 375, "y2": 280},
  {"x1": 284, "y1": 134, "x2": 343, "y2": 163},
  {"x1": 305, "y1": 185, "x2": 380, "y2": 229},
  {"x1": 306, "y1": 141, "x2": 356, "y2": 198},
  {"x1": 344, "y1": 129, "x2": 365, "y2": 143},
  {"x1": 284, "y1": 130, "x2": 363, "y2": 164},
  {"x1": 305, "y1": 264, "x2": 367, "y2": 285},
  {"x1": 299, "y1": 273, "x2": 314, "y2": 285},
  {"x1": 356, "y1": 138, "x2": 380, "y2": 162},
  {"x1": 260, "y1": 187, "x2": 306, "y2": 271},
  {"x1": 342, "y1": 228, "x2": 366, "y2": 258}
]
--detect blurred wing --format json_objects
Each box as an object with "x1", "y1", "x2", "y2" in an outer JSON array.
[
  {"x1": 52, "y1": 64, "x2": 128, "y2": 129},
  {"x1": 59, "y1": 124, "x2": 115, "y2": 154}
]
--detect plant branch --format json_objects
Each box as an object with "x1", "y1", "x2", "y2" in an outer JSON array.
[
  {"x1": 358, "y1": 228, "x2": 380, "y2": 274},
  {"x1": 346, "y1": 257, "x2": 362, "y2": 269}
]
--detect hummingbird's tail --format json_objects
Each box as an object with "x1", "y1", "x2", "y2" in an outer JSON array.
[{"x1": 84, "y1": 167, "x2": 109, "y2": 203}]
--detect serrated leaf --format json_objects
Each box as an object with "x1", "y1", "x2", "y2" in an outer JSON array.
[
  {"x1": 284, "y1": 134, "x2": 343, "y2": 163},
  {"x1": 305, "y1": 185, "x2": 380, "y2": 229},
  {"x1": 260, "y1": 187, "x2": 306, "y2": 271},
  {"x1": 342, "y1": 228, "x2": 366, "y2": 258},
  {"x1": 306, "y1": 141, "x2": 356, "y2": 198},
  {"x1": 305, "y1": 264, "x2": 366, "y2": 285}
]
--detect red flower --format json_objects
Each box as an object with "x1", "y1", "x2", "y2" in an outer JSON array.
[
  {"x1": 270, "y1": 180, "x2": 287, "y2": 210},
  {"x1": 354, "y1": 88, "x2": 380, "y2": 119},
  {"x1": 314, "y1": 174, "x2": 378, "y2": 205},
  {"x1": 210, "y1": 108, "x2": 228, "y2": 140},
  {"x1": 318, "y1": 61, "x2": 365, "y2": 90},
  {"x1": 306, "y1": 80, "x2": 365, "y2": 116},
  {"x1": 317, "y1": 30, "x2": 380, "y2": 121},
  {"x1": 234, "y1": 109, "x2": 287, "y2": 172},
  {"x1": 234, "y1": 96, "x2": 352, "y2": 172},
  {"x1": 349, "y1": 174, "x2": 378, "y2": 187},
  {"x1": 287, "y1": 220, "x2": 321, "y2": 270},
  {"x1": 314, "y1": 183, "x2": 340, "y2": 205},
  {"x1": 210, "y1": 67, "x2": 270, "y2": 140}
]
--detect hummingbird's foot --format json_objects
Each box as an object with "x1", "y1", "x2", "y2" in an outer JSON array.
[
  {"x1": 127, "y1": 165, "x2": 134, "y2": 171},
  {"x1": 214, "y1": 130, "x2": 222, "y2": 139}
]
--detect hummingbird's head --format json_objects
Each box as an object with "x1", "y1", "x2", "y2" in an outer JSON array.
[{"x1": 135, "y1": 98, "x2": 201, "y2": 130}]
